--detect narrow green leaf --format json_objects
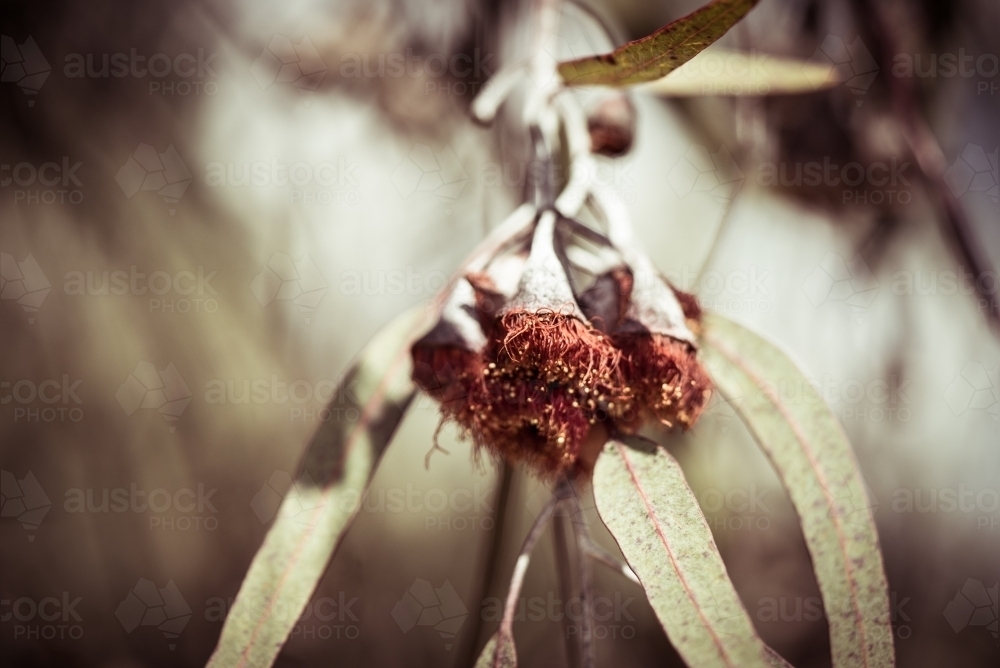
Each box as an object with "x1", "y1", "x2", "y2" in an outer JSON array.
[
  {"x1": 558, "y1": 0, "x2": 760, "y2": 87},
  {"x1": 473, "y1": 632, "x2": 517, "y2": 668},
  {"x1": 700, "y1": 313, "x2": 895, "y2": 668},
  {"x1": 593, "y1": 438, "x2": 774, "y2": 668},
  {"x1": 206, "y1": 304, "x2": 432, "y2": 668},
  {"x1": 638, "y1": 48, "x2": 839, "y2": 96}
]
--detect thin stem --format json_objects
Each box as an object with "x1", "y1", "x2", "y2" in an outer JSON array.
[
  {"x1": 568, "y1": 494, "x2": 595, "y2": 668},
  {"x1": 454, "y1": 463, "x2": 513, "y2": 668},
  {"x1": 582, "y1": 539, "x2": 639, "y2": 585},
  {"x1": 500, "y1": 488, "x2": 559, "y2": 636},
  {"x1": 551, "y1": 511, "x2": 580, "y2": 667}
]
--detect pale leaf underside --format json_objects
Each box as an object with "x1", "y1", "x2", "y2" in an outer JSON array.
[{"x1": 700, "y1": 313, "x2": 895, "y2": 668}]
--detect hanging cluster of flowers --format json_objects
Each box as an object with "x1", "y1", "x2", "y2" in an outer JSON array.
[
  {"x1": 412, "y1": 205, "x2": 712, "y2": 479},
  {"x1": 412, "y1": 46, "x2": 712, "y2": 479}
]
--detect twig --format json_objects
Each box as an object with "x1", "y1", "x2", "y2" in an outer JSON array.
[
  {"x1": 455, "y1": 463, "x2": 513, "y2": 668},
  {"x1": 500, "y1": 487, "x2": 560, "y2": 636},
  {"x1": 551, "y1": 510, "x2": 580, "y2": 667},
  {"x1": 567, "y1": 493, "x2": 596, "y2": 668},
  {"x1": 581, "y1": 538, "x2": 639, "y2": 585},
  {"x1": 866, "y1": 0, "x2": 1000, "y2": 331}
]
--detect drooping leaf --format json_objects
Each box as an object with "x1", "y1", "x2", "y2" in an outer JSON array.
[
  {"x1": 699, "y1": 313, "x2": 895, "y2": 668},
  {"x1": 206, "y1": 304, "x2": 431, "y2": 668},
  {"x1": 593, "y1": 438, "x2": 776, "y2": 668},
  {"x1": 639, "y1": 48, "x2": 839, "y2": 96},
  {"x1": 473, "y1": 632, "x2": 517, "y2": 668},
  {"x1": 558, "y1": 0, "x2": 761, "y2": 87}
]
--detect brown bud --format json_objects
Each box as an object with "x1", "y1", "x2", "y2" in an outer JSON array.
[{"x1": 587, "y1": 93, "x2": 636, "y2": 157}]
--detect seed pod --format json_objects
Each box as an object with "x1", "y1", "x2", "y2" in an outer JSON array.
[{"x1": 587, "y1": 93, "x2": 636, "y2": 157}]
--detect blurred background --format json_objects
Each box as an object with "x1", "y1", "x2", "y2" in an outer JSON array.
[{"x1": 0, "y1": 0, "x2": 998, "y2": 666}]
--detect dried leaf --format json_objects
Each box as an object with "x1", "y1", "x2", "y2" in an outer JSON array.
[
  {"x1": 638, "y1": 48, "x2": 840, "y2": 96},
  {"x1": 700, "y1": 313, "x2": 895, "y2": 668},
  {"x1": 593, "y1": 438, "x2": 775, "y2": 668},
  {"x1": 559, "y1": 0, "x2": 761, "y2": 87},
  {"x1": 206, "y1": 304, "x2": 431, "y2": 668}
]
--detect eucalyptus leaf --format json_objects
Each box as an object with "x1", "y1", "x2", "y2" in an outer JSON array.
[
  {"x1": 593, "y1": 438, "x2": 776, "y2": 668},
  {"x1": 473, "y1": 632, "x2": 517, "y2": 668},
  {"x1": 638, "y1": 48, "x2": 839, "y2": 96},
  {"x1": 558, "y1": 0, "x2": 760, "y2": 87},
  {"x1": 206, "y1": 304, "x2": 431, "y2": 668},
  {"x1": 700, "y1": 313, "x2": 895, "y2": 668}
]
